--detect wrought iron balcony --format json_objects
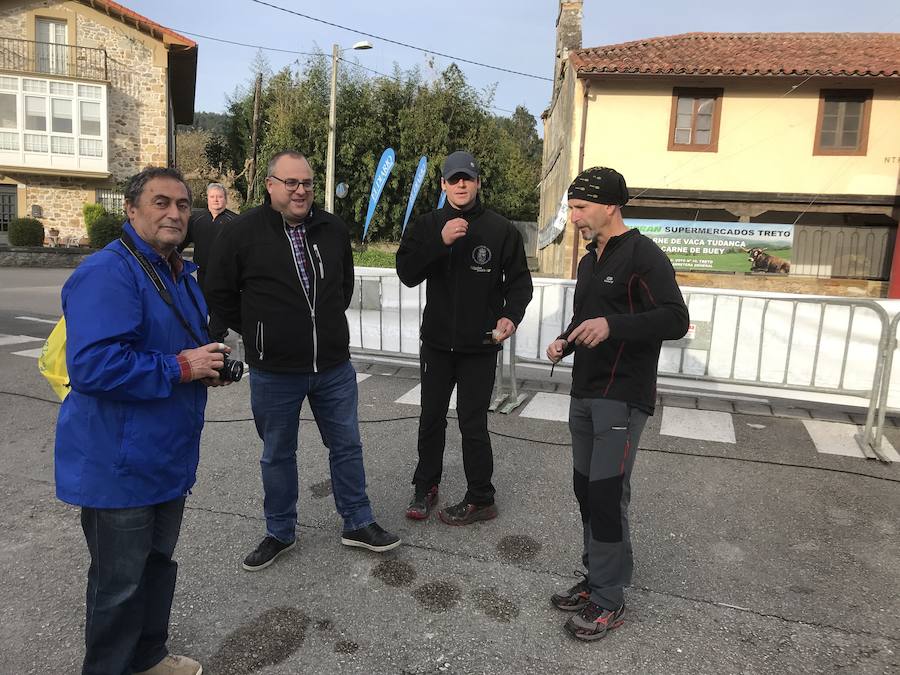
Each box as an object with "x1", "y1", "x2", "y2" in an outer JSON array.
[{"x1": 0, "y1": 36, "x2": 107, "y2": 82}]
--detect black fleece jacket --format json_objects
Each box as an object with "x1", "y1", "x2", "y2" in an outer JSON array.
[
  {"x1": 204, "y1": 204, "x2": 354, "y2": 373},
  {"x1": 561, "y1": 228, "x2": 689, "y2": 413},
  {"x1": 396, "y1": 198, "x2": 533, "y2": 353}
]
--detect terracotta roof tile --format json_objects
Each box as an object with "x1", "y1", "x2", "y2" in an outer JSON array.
[
  {"x1": 571, "y1": 33, "x2": 900, "y2": 78},
  {"x1": 78, "y1": 0, "x2": 196, "y2": 49}
]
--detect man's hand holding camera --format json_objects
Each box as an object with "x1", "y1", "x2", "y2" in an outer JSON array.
[{"x1": 178, "y1": 342, "x2": 238, "y2": 387}]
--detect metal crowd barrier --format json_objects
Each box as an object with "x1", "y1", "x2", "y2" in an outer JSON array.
[{"x1": 348, "y1": 272, "x2": 898, "y2": 456}]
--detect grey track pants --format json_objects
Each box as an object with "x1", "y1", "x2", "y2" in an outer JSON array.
[{"x1": 569, "y1": 397, "x2": 649, "y2": 610}]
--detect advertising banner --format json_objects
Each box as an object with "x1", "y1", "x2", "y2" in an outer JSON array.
[
  {"x1": 363, "y1": 148, "x2": 396, "y2": 240},
  {"x1": 402, "y1": 156, "x2": 428, "y2": 235},
  {"x1": 626, "y1": 219, "x2": 794, "y2": 274}
]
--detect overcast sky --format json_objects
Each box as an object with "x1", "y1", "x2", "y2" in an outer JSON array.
[{"x1": 123, "y1": 0, "x2": 898, "y2": 122}]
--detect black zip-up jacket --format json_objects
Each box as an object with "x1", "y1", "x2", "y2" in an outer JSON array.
[
  {"x1": 396, "y1": 198, "x2": 533, "y2": 353},
  {"x1": 560, "y1": 228, "x2": 689, "y2": 413},
  {"x1": 179, "y1": 208, "x2": 236, "y2": 287},
  {"x1": 204, "y1": 204, "x2": 354, "y2": 373}
]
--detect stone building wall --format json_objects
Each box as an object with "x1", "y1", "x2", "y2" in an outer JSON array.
[{"x1": 0, "y1": 0, "x2": 170, "y2": 238}]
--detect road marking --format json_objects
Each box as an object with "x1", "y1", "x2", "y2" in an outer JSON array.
[
  {"x1": 15, "y1": 316, "x2": 58, "y2": 325},
  {"x1": 357, "y1": 373, "x2": 370, "y2": 383},
  {"x1": 0, "y1": 334, "x2": 43, "y2": 346},
  {"x1": 802, "y1": 420, "x2": 898, "y2": 462},
  {"x1": 660, "y1": 407, "x2": 736, "y2": 444},
  {"x1": 395, "y1": 383, "x2": 457, "y2": 410},
  {"x1": 12, "y1": 347, "x2": 43, "y2": 358},
  {"x1": 519, "y1": 392, "x2": 569, "y2": 421}
]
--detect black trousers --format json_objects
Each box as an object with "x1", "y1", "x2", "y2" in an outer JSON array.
[
  {"x1": 198, "y1": 270, "x2": 228, "y2": 342},
  {"x1": 413, "y1": 343, "x2": 498, "y2": 505}
]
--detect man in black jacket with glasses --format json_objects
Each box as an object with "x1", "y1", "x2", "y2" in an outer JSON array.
[
  {"x1": 206, "y1": 150, "x2": 400, "y2": 571},
  {"x1": 396, "y1": 151, "x2": 533, "y2": 526}
]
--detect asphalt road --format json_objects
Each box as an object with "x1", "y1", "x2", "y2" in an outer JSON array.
[{"x1": 0, "y1": 266, "x2": 898, "y2": 673}]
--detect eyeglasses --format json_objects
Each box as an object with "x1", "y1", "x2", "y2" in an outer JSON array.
[
  {"x1": 269, "y1": 175, "x2": 314, "y2": 192},
  {"x1": 445, "y1": 174, "x2": 476, "y2": 186}
]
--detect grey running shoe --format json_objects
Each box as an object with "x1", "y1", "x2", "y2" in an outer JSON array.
[{"x1": 564, "y1": 602, "x2": 626, "y2": 641}]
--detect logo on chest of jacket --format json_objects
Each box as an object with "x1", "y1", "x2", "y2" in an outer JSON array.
[
  {"x1": 604, "y1": 276, "x2": 615, "y2": 284},
  {"x1": 472, "y1": 245, "x2": 492, "y2": 266}
]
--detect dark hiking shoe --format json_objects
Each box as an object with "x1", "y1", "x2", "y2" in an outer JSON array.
[
  {"x1": 564, "y1": 602, "x2": 626, "y2": 641},
  {"x1": 438, "y1": 499, "x2": 498, "y2": 526},
  {"x1": 551, "y1": 571, "x2": 590, "y2": 611},
  {"x1": 341, "y1": 522, "x2": 401, "y2": 552},
  {"x1": 242, "y1": 536, "x2": 295, "y2": 571},
  {"x1": 406, "y1": 485, "x2": 439, "y2": 520}
]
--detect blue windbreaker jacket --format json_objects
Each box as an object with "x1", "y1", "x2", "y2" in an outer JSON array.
[{"x1": 54, "y1": 223, "x2": 209, "y2": 508}]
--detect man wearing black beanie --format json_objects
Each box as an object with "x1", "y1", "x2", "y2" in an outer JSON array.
[{"x1": 546, "y1": 166, "x2": 689, "y2": 641}]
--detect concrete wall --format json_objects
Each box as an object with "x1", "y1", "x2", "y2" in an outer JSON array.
[
  {"x1": 537, "y1": 60, "x2": 579, "y2": 277},
  {"x1": 580, "y1": 76, "x2": 900, "y2": 196}
]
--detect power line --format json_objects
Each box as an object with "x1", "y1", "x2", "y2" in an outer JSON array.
[
  {"x1": 170, "y1": 27, "x2": 524, "y2": 117},
  {"x1": 247, "y1": 0, "x2": 553, "y2": 82},
  {"x1": 173, "y1": 28, "x2": 319, "y2": 56}
]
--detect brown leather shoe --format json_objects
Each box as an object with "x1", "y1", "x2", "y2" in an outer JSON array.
[{"x1": 134, "y1": 654, "x2": 203, "y2": 675}]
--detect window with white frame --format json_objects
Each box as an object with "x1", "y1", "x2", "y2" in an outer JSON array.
[{"x1": 0, "y1": 74, "x2": 105, "y2": 165}]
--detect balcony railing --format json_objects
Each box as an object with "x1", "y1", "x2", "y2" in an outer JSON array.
[{"x1": 0, "y1": 37, "x2": 107, "y2": 82}]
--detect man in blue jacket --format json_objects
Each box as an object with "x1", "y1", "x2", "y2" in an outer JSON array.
[{"x1": 55, "y1": 167, "x2": 229, "y2": 675}]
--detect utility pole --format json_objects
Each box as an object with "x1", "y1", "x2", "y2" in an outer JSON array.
[
  {"x1": 325, "y1": 44, "x2": 339, "y2": 214},
  {"x1": 246, "y1": 72, "x2": 263, "y2": 203}
]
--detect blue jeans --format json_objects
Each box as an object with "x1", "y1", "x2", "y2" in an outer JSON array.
[
  {"x1": 250, "y1": 360, "x2": 374, "y2": 541},
  {"x1": 80, "y1": 497, "x2": 185, "y2": 675}
]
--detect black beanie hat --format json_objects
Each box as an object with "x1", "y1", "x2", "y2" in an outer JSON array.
[{"x1": 567, "y1": 166, "x2": 629, "y2": 206}]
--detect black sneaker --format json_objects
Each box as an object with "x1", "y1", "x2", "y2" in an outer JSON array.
[
  {"x1": 341, "y1": 522, "x2": 401, "y2": 552},
  {"x1": 564, "y1": 602, "x2": 626, "y2": 641},
  {"x1": 551, "y1": 571, "x2": 590, "y2": 611},
  {"x1": 242, "y1": 536, "x2": 295, "y2": 571},
  {"x1": 438, "y1": 499, "x2": 498, "y2": 526},
  {"x1": 406, "y1": 485, "x2": 439, "y2": 520}
]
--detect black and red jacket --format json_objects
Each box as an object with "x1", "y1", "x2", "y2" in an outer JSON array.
[{"x1": 560, "y1": 228, "x2": 689, "y2": 414}]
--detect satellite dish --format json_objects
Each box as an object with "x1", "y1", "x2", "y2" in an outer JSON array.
[{"x1": 335, "y1": 182, "x2": 349, "y2": 199}]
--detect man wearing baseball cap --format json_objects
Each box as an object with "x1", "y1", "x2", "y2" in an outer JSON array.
[
  {"x1": 545, "y1": 166, "x2": 688, "y2": 641},
  {"x1": 396, "y1": 151, "x2": 533, "y2": 526}
]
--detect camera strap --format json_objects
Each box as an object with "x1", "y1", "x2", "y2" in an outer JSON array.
[{"x1": 119, "y1": 231, "x2": 208, "y2": 347}]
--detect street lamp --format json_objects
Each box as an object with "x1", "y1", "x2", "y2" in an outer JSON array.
[{"x1": 326, "y1": 40, "x2": 373, "y2": 213}]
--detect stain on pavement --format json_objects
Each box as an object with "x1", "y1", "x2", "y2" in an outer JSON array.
[
  {"x1": 372, "y1": 559, "x2": 417, "y2": 587},
  {"x1": 412, "y1": 581, "x2": 462, "y2": 613},
  {"x1": 496, "y1": 535, "x2": 541, "y2": 562},
  {"x1": 207, "y1": 606, "x2": 309, "y2": 675}
]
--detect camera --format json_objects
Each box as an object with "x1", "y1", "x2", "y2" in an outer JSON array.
[{"x1": 219, "y1": 354, "x2": 244, "y2": 382}]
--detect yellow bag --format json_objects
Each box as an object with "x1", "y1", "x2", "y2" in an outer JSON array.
[{"x1": 38, "y1": 316, "x2": 70, "y2": 401}]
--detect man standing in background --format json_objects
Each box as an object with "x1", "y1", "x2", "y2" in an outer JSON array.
[{"x1": 181, "y1": 182, "x2": 236, "y2": 341}]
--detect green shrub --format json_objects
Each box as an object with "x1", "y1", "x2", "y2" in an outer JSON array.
[
  {"x1": 7, "y1": 217, "x2": 44, "y2": 246},
  {"x1": 87, "y1": 212, "x2": 123, "y2": 249},
  {"x1": 82, "y1": 202, "x2": 106, "y2": 229}
]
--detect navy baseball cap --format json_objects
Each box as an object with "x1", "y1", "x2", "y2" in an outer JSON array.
[{"x1": 442, "y1": 151, "x2": 479, "y2": 179}]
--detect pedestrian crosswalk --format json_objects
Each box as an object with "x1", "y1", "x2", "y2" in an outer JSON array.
[
  {"x1": 388, "y1": 385, "x2": 897, "y2": 463},
  {"x1": 4, "y1": 332, "x2": 894, "y2": 463}
]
